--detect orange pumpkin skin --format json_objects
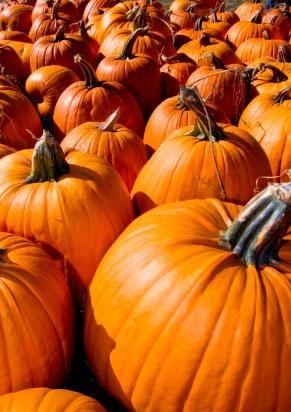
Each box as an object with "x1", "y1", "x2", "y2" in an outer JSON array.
[
  {"x1": 132, "y1": 123, "x2": 271, "y2": 213},
  {"x1": 143, "y1": 94, "x2": 230, "y2": 153},
  {"x1": 84, "y1": 197, "x2": 291, "y2": 412},
  {"x1": 25, "y1": 65, "x2": 79, "y2": 118},
  {"x1": 0, "y1": 44, "x2": 28, "y2": 83},
  {"x1": 0, "y1": 232, "x2": 74, "y2": 395},
  {"x1": 0, "y1": 143, "x2": 15, "y2": 158},
  {"x1": 235, "y1": 1, "x2": 264, "y2": 22},
  {"x1": 0, "y1": 30, "x2": 31, "y2": 42},
  {"x1": 0, "y1": 388, "x2": 106, "y2": 411},
  {"x1": 0, "y1": 4, "x2": 33, "y2": 33},
  {"x1": 225, "y1": 20, "x2": 275, "y2": 49},
  {"x1": 186, "y1": 57, "x2": 246, "y2": 123},
  {"x1": 53, "y1": 57, "x2": 144, "y2": 139},
  {"x1": 0, "y1": 40, "x2": 32, "y2": 74},
  {"x1": 236, "y1": 37, "x2": 288, "y2": 64},
  {"x1": 0, "y1": 85, "x2": 42, "y2": 149},
  {"x1": 61, "y1": 113, "x2": 148, "y2": 191},
  {"x1": 0, "y1": 149, "x2": 134, "y2": 303},
  {"x1": 31, "y1": 0, "x2": 80, "y2": 23},
  {"x1": 28, "y1": 12, "x2": 70, "y2": 42}
]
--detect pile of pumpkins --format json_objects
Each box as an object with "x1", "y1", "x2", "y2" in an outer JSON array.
[{"x1": 0, "y1": 0, "x2": 290, "y2": 410}]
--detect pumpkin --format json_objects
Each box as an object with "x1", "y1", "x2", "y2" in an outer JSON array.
[
  {"x1": 235, "y1": 0, "x2": 264, "y2": 22},
  {"x1": 0, "y1": 388, "x2": 106, "y2": 411},
  {"x1": 0, "y1": 130, "x2": 134, "y2": 303},
  {"x1": 132, "y1": 86, "x2": 271, "y2": 212},
  {"x1": 186, "y1": 53, "x2": 246, "y2": 123},
  {"x1": 82, "y1": 0, "x2": 119, "y2": 22},
  {"x1": 0, "y1": 143, "x2": 15, "y2": 158},
  {"x1": 29, "y1": 2, "x2": 70, "y2": 42},
  {"x1": 61, "y1": 108, "x2": 148, "y2": 191},
  {"x1": 167, "y1": 6, "x2": 198, "y2": 30},
  {"x1": 25, "y1": 65, "x2": 79, "y2": 118},
  {"x1": 211, "y1": 1, "x2": 239, "y2": 25},
  {"x1": 85, "y1": 182, "x2": 291, "y2": 412},
  {"x1": 239, "y1": 87, "x2": 291, "y2": 179},
  {"x1": 202, "y1": 11, "x2": 231, "y2": 37},
  {"x1": 0, "y1": 30, "x2": 31, "y2": 42},
  {"x1": 160, "y1": 52, "x2": 196, "y2": 98},
  {"x1": 0, "y1": 40, "x2": 32, "y2": 74},
  {"x1": 0, "y1": 4, "x2": 33, "y2": 33},
  {"x1": 236, "y1": 30, "x2": 289, "y2": 64},
  {"x1": 143, "y1": 86, "x2": 230, "y2": 154},
  {"x1": 0, "y1": 84, "x2": 42, "y2": 149},
  {"x1": 178, "y1": 33, "x2": 241, "y2": 65},
  {"x1": 30, "y1": 26, "x2": 96, "y2": 78},
  {"x1": 0, "y1": 44, "x2": 28, "y2": 82},
  {"x1": 53, "y1": 54, "x2": 144, "y2": 139},
  {"x1": 262, "y1": 4, "x2": 291, "y2": 41},
  {"x1": 174, "y1": 19, "x2": 224, "y2": 49},
  {"x1": 96, "y1": 28, "x2": 162, "y2": 119},
  {"x1": 31, "y1": 0, "x2": 80, "y2": 23},
  {"x1": 0, "y1": 232, "x2": 74, "y2": 395}
]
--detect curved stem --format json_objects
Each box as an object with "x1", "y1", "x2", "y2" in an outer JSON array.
[
  {"x1": 209, "y1": 10, "x2": 218, "y2": 23},
  {"x1": 263, "y1": 64, "x2": 288, "y2": 82},
  {"x1": 98, "y1": 107, "x2": 121, "y2": 132},
  {"x1": 118, "y1": 27, "x2": 147, "y2": 59},
  {"x1": 74, "y1": 54, "x2": 99, "y2": 88},
  {"x1": 201, "y1": 52, "x2": 226, "y2": 69},
  {"x1": 262, "y1": 29, "x2": 270, "y2": 40},
  {"x1": 26, "y1": 130, "x2": 70, "y2": 183},
  {"x1": 53, "y1": 25, "x2": 65, "y2": 42},
  {"x1": 220, "y1": 182, "x2": 291, "y2": 266},
  {"x1": 194, "y1": 16, "x2": 207, "y2": 31},
  {"x1": 273, "y1": 86, "x2": 291, "y2": 103},
  {"x1": 216, "y1": 1, "x2": 225, "y2": 12},
  {"x1": 51, "y1": 0, "x2": 59, "y2": 20},
  {"x1": 250, "y1": 10, "x2": 262, "y2": 23},
  {"x1": 160, "y1": 52, "x2": 193, "y2": 64}
]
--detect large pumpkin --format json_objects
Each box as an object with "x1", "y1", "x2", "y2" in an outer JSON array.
[
  {"x1": 0, "y1": 388, "x2": 106, "y2": 411},
  {"x1": 0, "y1": 130, "x2": 134, "y2": 303},
  {"x1": 0, "y1": 232, "x2": 74, "y2": 395},
  {"x1": 134, "y1": 86, "x2": 270, "y2": 211},
  {"x1": 53, "y1": 54, "x2": 144, "y2": 138},
  {"x1": 84, "y1": 182, "x2": 291, "y2": 411}
]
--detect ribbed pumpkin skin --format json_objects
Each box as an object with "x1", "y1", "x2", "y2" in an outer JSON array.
[
  {"x1": 61, "y1": 121, "x2": 148, "y2": 191},
  {"x1": 240, "y1": 107, "x2": 291, "y2": 179},
  {"x1": 0, "y1": 143, "x2": 15, "y2": 158},
  {"x1": 28, "y1": 14, "x2": 70, "y2": 42},
  {"x1": 235, "y1": 2, "x2": 264, "y2": 22},
  {"x1": 53, "y1": 81, "x2": 145, "y2": 139},
  {"x1": 0, "y1": 232, "x2": 74, "y2": 395},
  {"x1": 236, "y1": 37, "x2": 288, "y2": 64},
  {"x1": 0, "y1": 40, "x2": 32, "y2": 74},
  {"x1": 132, "y1": 125, "x2": 271, "y2": 213},
  {"x1": 143, "y1": 95, "x2": 230, "y2": 153},
  {"x1": 0, "y1": 388, "x2": 106, "y2": 411},
  {"x1": 0, "y1": 30, "x2": 31, "y2": 42},
  {"x1": 0, "y1": 45, "x2": 28, "y2": 82},
  {"x1": 225, "y1": 23, "x2": 274, "y2": 49},
  {"x1": 0, "y1": 150, "x2": 134, "y2": 303},
  {"x1": 0, "y1": 4, "x2": 33, "y2": 33},
  {"x1": 25, "y1": 65, "x2": 79, "y2": 118},
  {"x1": 84, "y1": 198, "x2": 291, "y2": 412},
  {"x1": 186, "y1": 64, "x2": 246, "y2": 123},
  {"x1": 0, "y1": 86, "x2": 42, "y2": 149}
]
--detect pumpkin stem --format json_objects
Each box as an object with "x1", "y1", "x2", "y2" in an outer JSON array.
[
  {"x1": 26, "y1": 130, "x2": 70, "y2": 183},
  {"x1": 127, "y1": 6, "x2": 147, "y2": 29},
  {"x1": 250, "y1": 10, "x2": 262, "y2": 23},
  {"x1": 200, "y1": 52, "x2": 226, "y2": 69},
  {"x1": 219, "y1": 182, "x2": 291, "y2": 267},
  {"x1": 262, "y1": 29, "x2": 270, "y2": 40},
  {"x1": 194, "y1": 16, "x2": 207, "y2": 31},
  {"x1": 118, "y1": 27, "x2": 147, "y2": 59},
  {"x1": 180, "y1": 85, "x2": 224, "y2": 141},
  {"x1": 74, "y1": 54, "x2": 99, "y2": 88},
  {"x1": 263, "y1": 64, "x2": 288, "y2": 83},
  {"x1": 216, "y1": 1, "x2": 225, "y2": 12},
  {"x1": 277, "y1": 45, "x2": 291, "y2": 63},
  {"x1": 160, "y1": 52, "x2": 193, "y2": 64},
  {"x1": 273, "y1": 86, "x2": 291, "y2": 103},
  {"x1": 51, "y1": 0, "x2": 59, "y2": 20},
  {"x1": 97, "y1": 107, "x2": 121, "y2": 132},
  {"x1": 209, "y1": 10, "x2": 218, "y2": 23},
  {"x1": 53, "y1": 25, "x2": 65, "y2": 42}
]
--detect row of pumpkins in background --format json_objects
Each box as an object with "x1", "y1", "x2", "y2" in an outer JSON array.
[{"x1": 0, "y1": 0, "x2": 290, "y2": 410}]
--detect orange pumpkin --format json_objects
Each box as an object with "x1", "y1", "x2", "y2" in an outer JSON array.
[
  {"x1": 85, "y1": 182, "x2": 291, "y2": 412},
  {"x1": 0, "y1": 130, "x2": 134, "y2": 303},
  {"x1": 0, "y1": 388, "x2": 106, "y2": 411},
  {"x1": 0, "y1": 232, "x2": 74, "y2": 395},
  {"x1": 133, "y1": 86, "x2": 271, "y2": 212},
  {"x1": 61, "y1": 108, "x2": 148, "y2": 191},
  {"x1": 0, "y1": 40, "x2": 32, "y2": 74},
  {"x1": 25, "y1": 65, "x2": 79, "y2": 118},
  {"x1": 235, "y1": 0, "x2": 264, "y2": 22},
  {"x1": 53, "y1": 55, "x2": 144, "y2": 139},
  {"x1": 0, "y1": 4, "x2": 33, "y2": 33}
]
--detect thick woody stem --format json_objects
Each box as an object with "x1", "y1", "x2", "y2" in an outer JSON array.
[
  {"x1": 26, "y1": 130, "x2": 69, "y2": 183},
  {"x1": 220, "y1": 183, "x2": 291, "y2": 266},
  {"x1": 118, "y1": 27, "x2": 148, "y2": 59},
  {"x1": 74, "y1": 54, "x2": 99, "y2": 88}
]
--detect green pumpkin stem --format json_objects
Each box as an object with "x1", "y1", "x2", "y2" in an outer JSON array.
[
  {"x1": 220, "y1": 182, "x2": 291, "y2": 267},
  {"x1": 180, "y1": 85, "x2": 224, "y2": 141},
  {"x1": 74, "y1": 54, "x2": 99, "y2": 88},
  {"x1": 98, "y1": 107, "x2": 121, "y2": 132},
  {"x1": 118, "y1": 27, "x2": 147, "y2": 59},
  {"x1": 26, "y1": 130, "x2": 69, "y2": 183}
]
